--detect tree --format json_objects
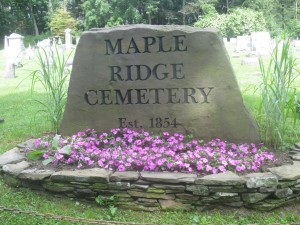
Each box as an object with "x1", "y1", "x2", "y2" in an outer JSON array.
[
  {"x1": 49, "y1": 8, "x2": 77, "y2": 37},
  {"x1": 194, "y1": 7, "x2": 267, "y2": 37}
]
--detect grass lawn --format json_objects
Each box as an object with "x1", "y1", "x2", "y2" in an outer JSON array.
[{"x1": 0, "y1": 43, "x2": 300, "y2": 224}]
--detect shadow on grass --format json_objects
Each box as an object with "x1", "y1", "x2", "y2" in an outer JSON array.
[{"x1": 0, "y1": 91, "x2": 51, "y2": 153}]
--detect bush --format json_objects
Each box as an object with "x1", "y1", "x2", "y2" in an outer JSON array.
[
  {"x1": 48, "y1": 8, "x2": 77, "y2": 37},
  {"x1": 194, "y1": 7, "x2": 267, "y2": 37}
]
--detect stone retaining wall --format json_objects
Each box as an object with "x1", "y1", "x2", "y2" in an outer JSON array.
[{"x1": 1, "y1": 140, "x2": 300, "y2": 211}]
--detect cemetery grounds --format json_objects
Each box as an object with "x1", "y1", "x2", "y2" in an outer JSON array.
[{"x1": 0, "y1": 43, "x2": 300, "y2": 224}]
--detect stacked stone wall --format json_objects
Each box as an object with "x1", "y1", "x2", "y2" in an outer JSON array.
[{"x1": 1, "y1": 141, "x2": 300, "y2": 211}]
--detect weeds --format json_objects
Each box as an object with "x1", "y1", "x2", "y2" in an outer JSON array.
[
  {"x1": 258, "y1": 38, "x2": 300, "y2": 149},
  {"x1": 29, "y1": 45, "x2": 72, "y2": 133}
]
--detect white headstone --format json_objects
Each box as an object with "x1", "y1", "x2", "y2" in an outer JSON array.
[
  {"x1": 250, "y1": 32, "x2": 271, "y2": 56},
  {"x1": 4, "y1": 35, "x2": 8, "y2": 50},
  {"x1": 4, "y1": 33, "x2": 25, "y2": 78},
  {"x1": 65, "y1": 28, "x2": 72, "y2": 49},
  {"x1": 230, "y1": 38, "x2": 237, "y2": 44},
  {"x1": 236, "y1": 36, "x2": 251, "y2": 52}
]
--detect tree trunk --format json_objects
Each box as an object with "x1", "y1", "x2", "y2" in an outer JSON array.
[
  {"x1": 182, "y1": 0, "x2": 186, "y2": 25},
  {"x1": 29, "y1": 0, "x2": 39, "y2": 35}
]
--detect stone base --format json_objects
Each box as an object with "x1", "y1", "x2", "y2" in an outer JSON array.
[{"x1": 1, "y1": 141, "x2": 300, "y2": 211}]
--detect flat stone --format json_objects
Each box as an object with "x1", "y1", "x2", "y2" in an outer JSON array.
[
  {"x1": 159, "y1": 199, "x2": 193, "y2": 210},
  {"x1": 127, "y1": 190, "x2": 175, "y2": 200},
  {"x1": 278, "y1": 180, "x2": 297, "y2": 188},
  {"x1": 209, "y1": 185, "x2": 246, "y2": 193},
  {"x1": 43, "y1": 181, "x2": 74, "y2": 192},
  {"x1": 130, "y1": 184, "x2": 149, "y2": 190},
  {"x1": 291, "y1": 145, "x2": 300, "y2": 151},
  {"x1": 259, "y1": 186, "x2": 277, "y2": 193},
  {"x1": 50, "y1": 168, "x2": 112, "y2": 183},
  {"x1": 18, "y1": 169, "x2": 55, "y2": 180},
  {"x1": 195, "y1": 171, "x2": 245, "y2": 186},
  {"x1": 274, "y1": 188, "x2": 293, "y2": 199},
  {"x1": 110, "y1": 171, "x2": 139, "y2": 181},
  {"x1": 2, "y1": 161, "x2": 31, "y2": 176},
  {"x1": 152, "y1": 184, "x2": 185, "y2": 191},
  {"x1": 175, "y1": 193, "x2": 199, "y2": 200},
  {"x1": 91, "y1": 183, "x2": 108, "y2": 190},
  {"x1": 243, "y1": 172, "x2": 278, "y2": 188},
  {"x1": 186, "y1": 185, "x2": 209, "y2": 196},
  {"x1": 107, "y1": 182, "x2": 130, "y2": 190},
  {"x1": 294, "y1": 142, "x2": 300, "y2": 149},
  {"x1": 137, "y1": 198, "x2": 158, "y2": 203},
  {"x1": 242, "y1": 193, "x2": 270, "y2": 203},
  {"x1": 291, "y1": 153, "x2": 300, "y2": 161},
  {"x1": 268, "y1": 162, "x2": 300, "y2": 180},
  {"x1": 0, "y1": 148, "x2": 26, "y2": 167},
  {"x1": 17, "y1": 139, "x2": 36, "y2": 149},
  {"x1": 140, "y1": 171, "x2": 196, "y2": 184},
  {"x1": 223, "y1": 201, "x2": 244, "y2": 207},
  {"x1": 146, "y1": 187, "x2": 165, "y2": 193}
]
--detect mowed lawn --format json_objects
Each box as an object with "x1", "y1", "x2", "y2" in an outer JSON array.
[{"x1": 0, "y1": 43, "x2": 300, "y2": 224}]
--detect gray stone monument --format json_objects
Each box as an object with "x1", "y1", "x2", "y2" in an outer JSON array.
[
  {"x1": 65, "y1": 28, "x2": 72, "y2": 49},
  {"x1": 4, "y1": 33, "x2": 25, "y2": 78},
  {"x1": 60, "y1": 25, "x2": 260, "y2": 143}
]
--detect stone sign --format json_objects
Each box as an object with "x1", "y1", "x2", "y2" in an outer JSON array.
[{"x1": 61, "y1": 25, "x2": 260, "y2": 143}]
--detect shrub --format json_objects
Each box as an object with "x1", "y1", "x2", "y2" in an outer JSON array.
[{"x1": 49, "y1": 8, "x2": 77, "y2": 37}]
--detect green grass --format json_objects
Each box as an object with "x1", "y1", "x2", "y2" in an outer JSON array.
[{"x1": 1, "y1": 45, "x2": 300, "y2": 224}]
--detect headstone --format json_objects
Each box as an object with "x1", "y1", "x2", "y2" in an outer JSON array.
[
  {"x1": 250, "y1": 32, "x2": 271, "y2": 56},
  {"x1": 4, "y1": 35, "x2": 8, "y2": 51},
  {"x1": 4, "y1": 33, "x2": 25, "y2": 78},
  {"x1": 60, "y1": 25, "x2": 260, "y2": 143},
  {"x1": 230, "y1": 38, "x2": 237, "y2": 44},
  {"x1": 76, "y1": 37, "x2": 80, "y2": 45},
  {"x1": 65, "y1": 28, "x2": 72, "y2": 49},
  {"x1": 236, "y1": 36, "x2": 251, "y2": 52}
]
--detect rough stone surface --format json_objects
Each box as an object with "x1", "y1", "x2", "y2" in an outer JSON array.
[
  {"x1": 60, "y1": 25, "x2": 260, "y2": 143},
  {"x1": 291, "y1": 153, "x2": 300, "y2": 161},
  {"x1": 209, "y1": 185, "x2": 246, "y2": 193},
  {"x1": 107, "y1": 182, "x2": 130, "y2": 190},
  {"x1": 18, "y1": 169, "x2": 55, "y2": 180},
  {"x1": 50, "y1": 168, "x2": 112, "y2": 183},
  {"x1": 243, "y1": 172, "x2": 278, "y2": 188},
  {"x1": 0, "y1": 148, "x2": 26, "y2": 167},
  {"x1": 159, "y1": 199, "x2": 193, "y2": 210},
  {"x1": 259, "y1": 186, "x2": 277, "y2": 193},
  {"x1": 17, "y1": 139, "x2": 36, "y2": 149},
  {"x1": 242, "y1": 193, "x2": 271, "y2": 204},
  {"x1": 110, "y1": 171, "x2": 139, "y2": 181},
  {"x1": 195, "y1": 171, "x2": 245, "y2": 186},
  {"x1": 43, "y1": 181, "x2": 75, "y2": 192},
  {"x1": 127, "y1": 190, "x2": 175, "y2": 200},
  {"x1": 152, "y1": 184, "x2": 185, "y2": 191},
  {"x1": 267, "y1": 162, "x2": 300, "y2": 180},
  {"x1": 274, "y1": 188, "x2": 293, "y2": 199},
  {"x1": 2, "y1": 161, "x2": 31, "y2": 176},
  {"x1": 140, "y1": 171, "x2": 196, "y2": 184},
  {"x1": 186, "y1": 185, "x2": 209, "y2": 196}
]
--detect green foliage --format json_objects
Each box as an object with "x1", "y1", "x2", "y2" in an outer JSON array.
[
  {"x1": 27, "y1": 150, "x2": 44, "y2": 160},
  {"x1": 194, "y1": 7, "x2": 267, "y2": 37},
  {"x1": 257, "y1": 38, "x2": 300, "y2": 149},
  {"x1": 49, "y1": 8, "x2": 77, "y2": 37},
  {"x1": 29, "y1": 46, "x2": 72, "y2": 134},
  {"x1": 95, "y1": 195, "x2": 118, "y2": 219}
]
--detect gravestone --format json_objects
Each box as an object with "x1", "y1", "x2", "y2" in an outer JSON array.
[
  {"x1": 65, "y1": 28, "x2": 72, "y2": 49},
  {"x1": 251, "y1": 32, "x2": 271, "y2": 56},
  {"x1": 236, "y1": 36, "x2": 251, "y2": 52},
  {"x1": 61, "y1": 25, "x2": 260, "y2": 143},
  {"x1": 4, "y1": 33, "x2": 25, "y2": 78}
]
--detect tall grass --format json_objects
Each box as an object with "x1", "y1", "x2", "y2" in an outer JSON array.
[
  {"x1": 29, "y1": 45, "x2": 72, "y2": 133},
  {"x1": 258, "y1": 38, "x2": 300, "y2": 149}
]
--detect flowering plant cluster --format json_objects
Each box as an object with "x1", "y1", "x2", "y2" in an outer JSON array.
[{"x1": 32, "y1": 128, "x2": 274, "y2": 175}]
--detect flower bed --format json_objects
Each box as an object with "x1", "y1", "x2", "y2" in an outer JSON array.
[{"x1": 31, "y1": 128, "x2": 274, "y2": 175}]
